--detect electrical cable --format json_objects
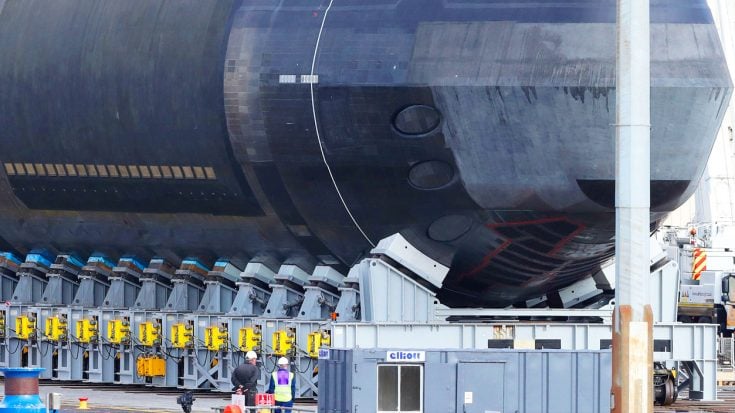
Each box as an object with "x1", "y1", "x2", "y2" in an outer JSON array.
[
  {"x1": 309, "y1": 0, "x2": 374, "y2": 247},
  {"x1": 69, "y1": 341, "x2": 82, "y2": 360},
  {"x1": 295, "y1": 357, "x2": 312, "y2": 375},
  {"x1": 37, "y1": 339, "x2": 51, "y2": 358},
  {"x1": 7, "y1": 336, "x2": 23, "y2": 355},
  {"x1": 160, "y1": 337, "x2": 181, "y2": 361}
]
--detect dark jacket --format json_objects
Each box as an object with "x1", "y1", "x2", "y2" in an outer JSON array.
[{"x1": 231, "y1": 362, "x2": 259, "y2": 391}]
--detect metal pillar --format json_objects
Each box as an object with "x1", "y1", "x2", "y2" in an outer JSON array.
[
  {"x1": 6, "y1": 254, "x2": 51, "y2": 372},
  {"x1": 197, "y1": 260, "x2": 241, "y2": 313},
  {"x1": 180, "y1": 314, "x2": 220, "y2": 389},
  {"x1": 133, "y1": 258, "x2": 175, "y2": 310},
  {"x1": 153, "y1": 259, "x2": 208, "y2": 389},
  {"x1": 39, "y1": 255, "x2": 83, "y2": 306},
  {"x1": 181, "y1": 261, "x2": 242, "y2": 389},
  {"x1": 263, "y1": 265, "x2": 311, "y2": 318},
  {"x1": 125, "y1": 260, "x2": 176, "y2": 388},
  {"x1": 73, "y1": 256, "x2": 113, "y2": 307},
  {"x1": 101, "y1": 258, "x2": 163, "y2": 386},
  {"x1": 0, "y1": 253, "x2": 20, "y2": 302},
  {"x1": 101, "y1": 257, "x2": 144, "y2": 308},
  {"x1": 148, "y1": 311, "x2": 186, "y2": 388},
  {"x1": 334, "y1": 275, "x2": 360, "y2": 322},
  {"x1": 164, "y1": 259, "x2": 207, "y2": 312},
  {"x1": 296, "y1": 266, "x2": 343, "y2": 320},
  {"x1": 612, "y1": 0, "x2": 652, "y2": 412},
  {"x1": 31, "y1": 306, "x2": 60, "y2": 380},
  {"x1": 11, "y1": 253, "x2": 51, "y2": 304},
  {"x1": 94, "y1": 259, "x2": 144, "y2": 385},
  {"x1": 227, "y1": 262, "x2": 276, "y2": 316}
]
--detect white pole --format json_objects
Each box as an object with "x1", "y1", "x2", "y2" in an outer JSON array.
[{"x1": 612, "y1": 0, "x2": 652, "y2": 412}]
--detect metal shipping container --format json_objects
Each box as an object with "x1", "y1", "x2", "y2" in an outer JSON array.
[{"x1": 318, "y1": 348, "x2": 611, "y2": 413}]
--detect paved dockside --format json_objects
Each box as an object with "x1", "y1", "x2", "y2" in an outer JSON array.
[{"x1": 3, "y1": 380, "x2": 734, "y2": 412}]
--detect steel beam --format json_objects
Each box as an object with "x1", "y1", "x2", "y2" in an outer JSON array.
[
  {"x1": 613, "y1": 0, "x2": 652, "y2": 412},
  {"x1": 435, "y1": 308, "x2": 612, "y2": 319}
]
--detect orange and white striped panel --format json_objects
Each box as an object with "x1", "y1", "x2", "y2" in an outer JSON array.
[{"x1": 692, "y1": 248, "x2": 707, "y2": 281}]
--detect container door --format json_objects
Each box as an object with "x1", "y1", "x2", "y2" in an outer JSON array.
[
  {"x1": 377, "y1": 364, "x2": 423, "y2": 413},
  {"x1": 456, "y1": 362, "x2": 505, "y2": 413}
]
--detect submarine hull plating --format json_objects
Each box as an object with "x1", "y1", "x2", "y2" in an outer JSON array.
[{"x1": 0, "y1": 0, "x2": 730, "y2": 307}]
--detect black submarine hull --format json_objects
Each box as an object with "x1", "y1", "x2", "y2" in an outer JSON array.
[{"x1": 0, "y1": 0, "x2": 730, "y2": 307}]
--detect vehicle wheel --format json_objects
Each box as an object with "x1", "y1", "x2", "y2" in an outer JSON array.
[{"x1": 662, "y1": 378, "x2": 676, "y2": 406}]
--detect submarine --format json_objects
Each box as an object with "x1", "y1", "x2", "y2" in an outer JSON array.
[{"x1": 0, "y1": 0, "x2": 730, "y2": 307}]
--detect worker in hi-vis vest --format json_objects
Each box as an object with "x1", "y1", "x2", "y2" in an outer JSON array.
[{"x1": 267, "y1": 357, "x2": 296, "y2": 412}]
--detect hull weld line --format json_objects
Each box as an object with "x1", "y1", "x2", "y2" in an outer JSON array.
[{"x1": 310, "y1": 0, "x2": 375, "y2": 247}]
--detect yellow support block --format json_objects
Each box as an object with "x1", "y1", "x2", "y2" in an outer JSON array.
[
  {"x1": 204, "y1": 326, "x2": 228, "y2": 351},
  {"x1": 272, "y1": 330, "x2": 294, "y2": 357},
  {"x1": 138, "y1": 321, "x2": 160, "y2": 347},
  {"x1": 76, "y1": 318, "x2": 98, "y2": 344},
  {"x1": 238, "y1": 327, "x2": 261, "y2": 352},
  {"x1": 171, "y1": 323, "x2": 193, "y2": 349},
  {"x1": 45, "y1": 316, "x2": 67, "y2": 342},
  {"x1": 136, "y1": 356, "x2": 146, "y2": 376},
  {"x1": 107, "y1": 319, "x2": 130, "y2": 344},
  {"x1": 16, "y1": 315, "x2": 36, "y2": 340},
  {"x1": 136, "y1": 355, "x2": 166, "y2": 378},
  {"x1": 148, "y1": 357, "x2": 165, "y2": 376},
  {"x1": 0, "y1": 312, "x2": 5, "y2": 338},
  {"x1": 307, "y1": 331, "x2": 331, "y2": 359}
]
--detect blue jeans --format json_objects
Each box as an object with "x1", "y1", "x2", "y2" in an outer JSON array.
[{"x1": 274, "y1": 400, "x2": 293, "y2": 413}]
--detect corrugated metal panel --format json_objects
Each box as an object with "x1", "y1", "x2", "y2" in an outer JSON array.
[
  {"x1": 319, "y1": 349, "x2": 353, "y2": 413},
  {"x1": 319, "y1": 348, "x2": 611, "y2": 413},
  {"x1": 330, "y1": 322, "x2": 717, "y2": 362}
]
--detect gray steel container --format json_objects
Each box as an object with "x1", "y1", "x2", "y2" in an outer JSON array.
[{"x1": 318, "y1": 348, "x2": 611, "y2": 413}]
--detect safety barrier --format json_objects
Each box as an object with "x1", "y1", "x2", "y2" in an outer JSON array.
[{"x1": 212, "y1": 407, "x2": 317, "y2": 412}]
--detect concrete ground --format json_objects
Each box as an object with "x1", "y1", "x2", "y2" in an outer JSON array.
[
  {"x1": 0, "y1": 382, "x2": 315, "y2": 413},
  {"x1": 1, "y1": 381, "x2": 734, "y2": 412}
]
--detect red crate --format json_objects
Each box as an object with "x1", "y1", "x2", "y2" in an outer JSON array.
[{"x1": 255, "y1": 393, "x2": 275, "y2": 406}]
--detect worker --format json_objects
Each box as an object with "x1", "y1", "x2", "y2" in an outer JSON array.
[
  {"x1": 231, "y1": 351, "x2": 260, "y2": 409},
  {"x1": 267, "y1": 357, "x2": 296, "y2": 413}
]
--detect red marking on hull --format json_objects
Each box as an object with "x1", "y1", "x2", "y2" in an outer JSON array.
[
  {"x1": 459, "y1": 216, "x2": 586, "y2": 282},
  {"x1": 485, "y1": 216, "x2": 568, "y2": 229},
  {"x1": 458, "y1": 240, "x2": 512, "y2": 280},
  {"x1": 549, "y1": 223, "x2": 587, "y2": 256}
]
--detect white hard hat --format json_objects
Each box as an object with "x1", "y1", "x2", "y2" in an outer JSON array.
[
  {"x1": 245, "y1": 351, "x2": 257, "y2": 360},
  {"x1": 277, "y1": 357, "x2": 289, "y2": 366}
]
